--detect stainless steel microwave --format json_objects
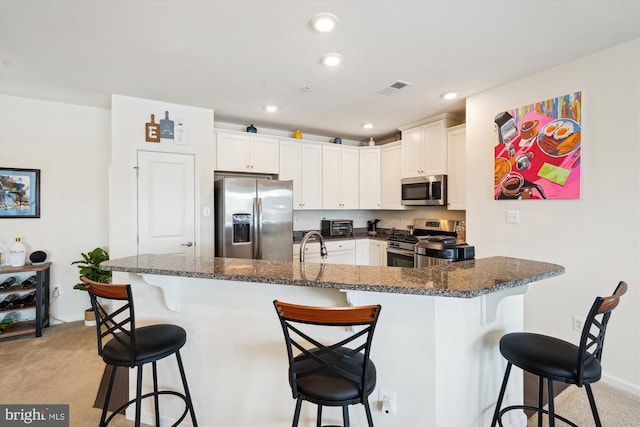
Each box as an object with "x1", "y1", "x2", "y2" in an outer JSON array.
[{"x1": 401, "y1": 175, "x2": 447, "y2": 206}]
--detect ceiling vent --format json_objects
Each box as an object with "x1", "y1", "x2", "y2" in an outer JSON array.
[{"x1": 377, "y1": 80, "x2": 412, "y2": 96}]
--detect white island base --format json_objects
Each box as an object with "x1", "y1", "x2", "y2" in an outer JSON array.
[{"x1": 120, "y1": 272, "x2": 527, "y2": 427}]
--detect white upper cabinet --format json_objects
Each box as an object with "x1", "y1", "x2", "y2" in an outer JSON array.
[
  {"x1": 322, "y1": 145, "x2": 359, "y2": 209},
  {"x1": 216, "y1": 131, "x2": 279, "y2": 174},
  {"x1": 400, "y1": 115, "x2": 461, "y2": 178},
  {"x1": 447, "y1": 124, "x2": 466, "y2": 210},
  {"x1": 279, "y1": 140, "x2": 322, "y2": 210},
  {"x1": 380, "y1": 142, "x2": 404, "y2": 209},
  {"x1": 359, "y1": 147, "x2": 381, "y2": 209}
]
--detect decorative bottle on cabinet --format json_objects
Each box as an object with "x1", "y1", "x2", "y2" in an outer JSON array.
[{"x1": 9, "y1": 237, "x2": 26, "y2": 267}]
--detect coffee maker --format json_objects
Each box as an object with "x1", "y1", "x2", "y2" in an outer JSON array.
[{"x1": 367, "y1": 219, "x2": 380, "y2": 236}]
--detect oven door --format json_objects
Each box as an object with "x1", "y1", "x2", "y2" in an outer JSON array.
[{"x1": 386, "y1": 247, "x2": 415, "y2": 268}]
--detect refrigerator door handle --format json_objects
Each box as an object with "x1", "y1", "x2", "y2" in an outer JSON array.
[{"x1": 253, "y1": 197, "x2": 262, "y2": 259}]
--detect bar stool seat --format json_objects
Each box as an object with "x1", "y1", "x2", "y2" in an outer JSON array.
[
  {"x1": 101, "y1": 324, "x2": 186, "y2": 366},
  {"x1": 500, "y1": 333, "x2": 602, "y2": 383},
  {"x1": 82, "y1": 276, "x2": 198, "y2": 427}
]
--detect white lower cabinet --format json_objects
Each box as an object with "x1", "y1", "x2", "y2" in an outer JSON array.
[
  {"x1": 294, "y1": 240, "x2": 356, "y2": 265},
  {"x1": 355, "y1": 239, "x2": 387, "y2": 266},
  {"x1": 355, "y1": 240, "x2": 369, "y2": 265},
  {"x1": 296, "y1": 239, "x2": 387, "y2": 266}
]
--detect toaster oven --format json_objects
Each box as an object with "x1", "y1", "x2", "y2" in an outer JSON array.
[{"x1": 321, "y1": 219, "x2": 353, "y2": 237}]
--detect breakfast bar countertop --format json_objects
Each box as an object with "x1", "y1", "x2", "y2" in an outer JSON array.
[{"x1": 102, "y1": 254, "x2": 564, "y2": 298}]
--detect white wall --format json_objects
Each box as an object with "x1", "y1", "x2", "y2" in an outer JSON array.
[
  {"x1": 0, "y1": 95, "x2": 110, "y2": 322},
  {"x1": 466, "y1": 39, "x2": 640, "y2": 392},
  {"x1": 110, "y1": 94, "x2": 216, "y2": 260}
]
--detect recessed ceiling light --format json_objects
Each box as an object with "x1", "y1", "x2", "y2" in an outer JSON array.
[
  {"x1": 441, "y1": 91, "x2": 459, "y2": 100},
  {"x1": 320, "y1": 53, "x2": 343, "y2": 67},
  {"x1": 264, "y1": 105, "x2": 278, "y2": 113},
  {"x1": 310, "y1": 13, "x2": 339, "y2": 32},
  {"x1": 362, "y1": 123, "x2": 374, "y2": 130}
]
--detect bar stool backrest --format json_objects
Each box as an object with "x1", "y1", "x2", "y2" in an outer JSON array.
[
  {"x1": 273, "y1": 300, "x2": 381, "y2": 400},
  {"x1": 576, "y1": 280, "x2": 627, "y2": 385},
  {"x1": 81, "y1": 276, "x2": 137, "y2": 367}
]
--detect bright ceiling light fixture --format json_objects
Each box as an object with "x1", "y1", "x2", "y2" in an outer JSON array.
[
  {"x1": 320, "y1": 53, "x2": 343, "y2": 67},
  {"x1": 441, "y1": 91, "x2": 460, "y2": 100},
  {"x1": 310, "y1": 13, "x2": 339, "y2": 32},
  {"x1": 264, "y1": 105, "x2": 278, "y2": 113},
  {"x1": 362, "y1": 123, "x2": 374, "y2": 130}
]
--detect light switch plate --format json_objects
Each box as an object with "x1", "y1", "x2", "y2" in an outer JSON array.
[{"x1": 506, "y1": 210, "x2": 520, "y2": 224}]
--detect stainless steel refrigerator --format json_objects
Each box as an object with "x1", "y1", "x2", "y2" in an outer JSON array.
[{"x1": 214, "y1": 177, "x2": 293, "y2": 261}]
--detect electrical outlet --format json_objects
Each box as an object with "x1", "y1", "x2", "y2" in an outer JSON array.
[
  {"x1": 53, "y1": 286, "x2": 60, "y2": 297},
  {"x1": 379, "y1": 388, "x2": 397, "y2": 415},
  {"x1": 572, "y1": 315, "x2": 584, "y2": 331}
]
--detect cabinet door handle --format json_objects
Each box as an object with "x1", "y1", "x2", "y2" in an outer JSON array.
[{"x1": 181, "y1": 241, "x2": 194, "y2": 247}]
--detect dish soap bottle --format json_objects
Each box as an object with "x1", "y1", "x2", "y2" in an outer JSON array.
[{"x1": 9, "y1": 237, "x2": 26, "y2": 267}]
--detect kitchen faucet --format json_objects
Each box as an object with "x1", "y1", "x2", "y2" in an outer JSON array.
[{"x1": 299, "y1": 231, "x2": 328, "y2": 263}]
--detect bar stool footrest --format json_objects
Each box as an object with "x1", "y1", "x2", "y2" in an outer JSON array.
[
  {"x1": 103, "y1": 390, "x2": 192, "y2": 427},
  {"x1": 496, "y1": 404, "x2": 578, "y2": 427}
]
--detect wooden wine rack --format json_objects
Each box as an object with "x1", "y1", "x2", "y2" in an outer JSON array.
[{"x1": 0, "y1": 262, "x2": 50, "y2": 339}]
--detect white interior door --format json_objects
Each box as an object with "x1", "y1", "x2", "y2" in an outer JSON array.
[{"x1": 137, "y1": 151, "x2": 196, "y2": 255}]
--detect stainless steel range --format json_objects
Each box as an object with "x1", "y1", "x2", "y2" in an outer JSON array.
[{"x1": 386, "y1": 218, "x2": 474, "y2": 268}]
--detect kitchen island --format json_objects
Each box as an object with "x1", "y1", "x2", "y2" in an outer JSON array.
[{"x1": 102, "y1": 254, "x2": 563, "y2": 427}]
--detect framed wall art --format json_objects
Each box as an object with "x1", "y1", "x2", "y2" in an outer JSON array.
[
  {"x1": 0, "y1": 167, "x2": 41, "y2": 218},
  {"x1": 494, "y1": 92, "x2": 582, "y2": 200}
]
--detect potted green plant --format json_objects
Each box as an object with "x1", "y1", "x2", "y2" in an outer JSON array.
[{"x1": 72, "y1": 247, "x2": 111, "y2": 326}]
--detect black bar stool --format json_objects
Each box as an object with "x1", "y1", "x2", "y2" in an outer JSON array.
[
  {"x1": 82, "y1": 276, "x2": 198, "y2": 427},
  {"x1": 273, "y1": 300, "x2": 381, "y2": 427},
  {"x1": 491, "y1": 281, "x2": 627, "y2": 427}
]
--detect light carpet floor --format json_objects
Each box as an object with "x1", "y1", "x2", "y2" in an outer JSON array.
[
  {"x1": 0, "y1": 321, "x2": 146, "y2": 427},
  {"x1": 1, "y1": 321, "x2": 638, "y2": 426},
  {"x1": 525, "y1": 381, "x2": 640, "y2": 427}
]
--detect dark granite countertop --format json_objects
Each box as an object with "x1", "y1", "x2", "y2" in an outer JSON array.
[{"x1": 102, "y1": 255, "x2": 564, "y2": 298}]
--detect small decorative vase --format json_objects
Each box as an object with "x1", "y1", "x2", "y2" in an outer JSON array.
[
  {"x1": 333, "y1": 137, "x2": 342, "y2": 144},
  {"x1": 293, "y1": 129, "x2": 302, "y2": 139},
  {"x1": 368, "y1": 137, "x2": 375, "y2": 146},
  {"x1": 9, "y1": 237, "x2": 26, "y2": 267},
  {"x1": 246, "y1": 124, "x2": 257, "y2": 133},
  {"x1": 84, "y1": 308, "x2": 96, "y2": 327}
]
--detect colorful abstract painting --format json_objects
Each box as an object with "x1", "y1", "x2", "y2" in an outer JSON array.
[{"x1": 494, "y1": 92, "x2": 581, "y2": 200}]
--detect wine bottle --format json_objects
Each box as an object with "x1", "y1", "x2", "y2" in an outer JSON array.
[
  {"x1": 0, "y1": 276, "x2": 17, "y2": 291},
  {"x1": 21, "y1": 292, "x2": 36, "y2": 307},
  {"x1": 20, "y1": 276, "x2": 37, "y2": 289},
  {"x1": 11, "y1": 293, "x2": 26, "y2": 308},
  {"x1": 0, "y1": 294, "x2": 18, "y2": 310}
]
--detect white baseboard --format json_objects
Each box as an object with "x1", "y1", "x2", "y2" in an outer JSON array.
[{"x1": 602, "y1": 373, "x2": 640, "y2": 396}]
